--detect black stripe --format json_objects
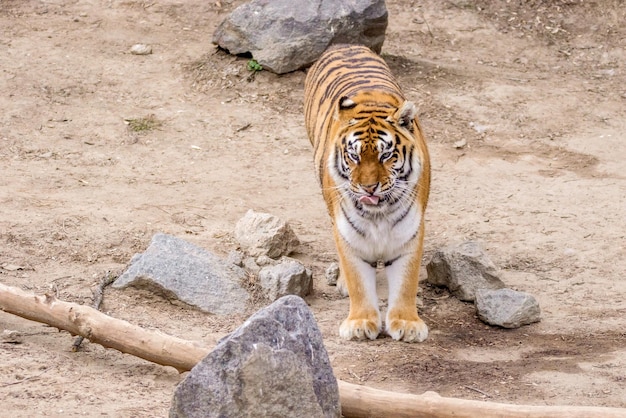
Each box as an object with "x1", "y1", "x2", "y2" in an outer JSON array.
[
  {"x1": 392, "y1": 199, "x2": 415, "y2": 227},
  {"x1": 362, "y1": 258, "x2": 378, "y2": 268},
  {"x1": 312, "y1": 61, "x2": 393, "y2": 92},
  {"x1": 397, "y1": 145, "x2": 414, "y2": 181},
  {"x1": 341, "y1": 204, "x2": 365, "y2": 237},
  {"x1": 384, "y1": 255, "x2": 402, "y2": 266},
  {"x1": 334, "y1": 145, "x2": 349, "y2": 180},
  {"x1": 406, "y1": 229, "x2": 419, "y2": 244},
  {"x1": 322, "y1": 78, "x2": 399, "y2": 103},
  {"x1": 385, "y1": 185, "x2": 407, "y2": 206},
  {"x1": 315, "y1": 67, "x2": 401, "y2": 106},
  {"x1": 324, "y1": 87, "x2": 401, "y2": 111}
]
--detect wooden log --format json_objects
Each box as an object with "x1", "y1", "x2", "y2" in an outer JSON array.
[
  {"x1": 1, "y1": 282, "x2": 625, "y2": 417},
  {"x1": 0, "y1": 282, "x2": 206, "y2": 372},
  {"x1": 338, "y1": 380, "x2": 626, "y2": 418}
]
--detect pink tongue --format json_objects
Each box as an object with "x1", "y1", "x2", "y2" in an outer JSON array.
[{"x1": 359, "y1": 195, "x2": 380, "y2": 206}]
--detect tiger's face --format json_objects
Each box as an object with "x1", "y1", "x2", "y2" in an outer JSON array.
[{"x1": 332, "y1": 94, "x2": 419, "y2": 213}]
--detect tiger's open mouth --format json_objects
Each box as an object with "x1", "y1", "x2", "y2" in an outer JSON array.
[{"x1": 359, "y1": 195, "x2": 380, "y2": 206}]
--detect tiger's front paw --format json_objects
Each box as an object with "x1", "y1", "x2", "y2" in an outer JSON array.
[
  {"x1": 339, "y1": 317, "x2": 381, "y2": 341},
  {"x1": 386, "y1": 317, "x2": 428, "y2": 343}
]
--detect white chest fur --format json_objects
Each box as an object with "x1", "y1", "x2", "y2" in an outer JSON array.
[{"x1": 336, "y1": 201, "x2": 421, "y2": 264}]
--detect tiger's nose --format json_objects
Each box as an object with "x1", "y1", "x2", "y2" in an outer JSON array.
[{"x1": 361, "y1": 183, "x2": 379, "y2": 194}]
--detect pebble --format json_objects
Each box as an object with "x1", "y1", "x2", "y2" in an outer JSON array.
[
  {"x1": 325, "y1": 262, "x2": 339, "y2": 286},
  {"x1": 130, "y1": 44, "x2": 152, "y2": 55}
]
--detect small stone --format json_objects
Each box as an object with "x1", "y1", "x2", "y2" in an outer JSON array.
[
  {"x1": 255, "y1": 255, "x2": 275, "y2": 267},
  {"x1": 1, "y1": 330, "x2": 23, "y2": 344},
  {"x1": 130, "y1": 44, "x2": 152, "y2": 55},
  {"x1": 1, "y1": 264, "x2": 24, "y2": 271},
  {"x1": 453, "y1": 138, "x2": 467, "y2": 149},
  {"x1": 325, "y1": 262, "x2": 340, "y2": 286},
  {"x1": 475, "y1": 288, "x2": 541, "y2": 328},
  {"x1": 426, "y1": 241, "x2": 505, "y2": 302},
  {"x1": 234, "y1": 209, "x2": 300, "y2": 259},
  {"x1": 169, "y1": 296, "x2": 340, "y2": 418},
  {"x1": 258, "y1": 258, "x2": 313, "y2": 301},
  {"x1": 563, "y1": 248, "x2": 577, "y2": 257}
]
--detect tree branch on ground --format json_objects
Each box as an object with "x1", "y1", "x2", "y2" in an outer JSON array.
[{"x1": 1, "y1": 282, "x2": 625, "y2": 418}]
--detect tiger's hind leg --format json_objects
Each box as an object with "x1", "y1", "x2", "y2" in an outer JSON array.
[
  {"x1": 384, "y1": 246, "x2": 428, "y2": 343},
  {"x1": 336, "y1": 242, "x2": 381, "y2": 340},
  {"x1": 336, "y1": 272, "x2": 349, "y2": 297}
]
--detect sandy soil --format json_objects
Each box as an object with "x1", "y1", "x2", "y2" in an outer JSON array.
[{"x1": 1, "y1": 0, "x2": 625, "y2": 416}]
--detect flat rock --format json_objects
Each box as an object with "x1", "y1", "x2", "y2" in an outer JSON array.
[
  {"x1": 234, "y1": 209, "x2": 300, "y2": 259},
  {"x1": 475, "y1": 288, "x2": 541, "y2": 328},
  {"x1": 258, "y1": 257, "x2": 313, "y2": 301},
  {"x1": 169, "y1": 295, "x2": 340, "y2": 418},
  {"x1": 426, "y1": 241, "x2": 506, "y2": 302},
  {"x1": 113, "y1": 233, "x2": 249, "y2": 315},
  {"x1": 212, "y1": 0, "x2": 387, "y2": 74}
]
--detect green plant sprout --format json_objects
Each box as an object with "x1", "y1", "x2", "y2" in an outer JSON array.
[{"x1": 247, "y1": 59, "x2": 263, "y2": 72}]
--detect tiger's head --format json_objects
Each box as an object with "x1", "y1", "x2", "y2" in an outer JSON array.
[{"x1": 330, "y1": 91, "x2": 420, "y2": 213}]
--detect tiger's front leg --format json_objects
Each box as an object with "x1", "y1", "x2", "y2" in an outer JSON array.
[
  {"x1": 384, "y1": 241, "x2": 428, "y2": 343},
  {"x1": 336, "y1": 236, "x2": 382, "y2": 340}
]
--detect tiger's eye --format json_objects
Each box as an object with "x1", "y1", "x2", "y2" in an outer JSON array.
[{"x1": 348, "y1": 151, "x2": 360, "y2": 163}]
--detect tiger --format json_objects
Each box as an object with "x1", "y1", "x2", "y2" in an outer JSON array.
[{"x1": 304, "y1": 44, "x2": 431, "y2": 343}]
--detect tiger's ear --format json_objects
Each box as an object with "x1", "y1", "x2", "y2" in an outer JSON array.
[
  {"x1": 339, "y1": 96, "x2": 357, "y2": 110},
  {"x1": 396, "y1": 101, "x2": 417, "y2": 129},
  {"x1": 335, "y1": 96, "x2": 357, "y2": 121}
]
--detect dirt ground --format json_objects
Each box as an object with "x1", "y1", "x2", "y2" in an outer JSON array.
[{"x1": 1, "y1": 0, "x2": 625, "y2": 416}]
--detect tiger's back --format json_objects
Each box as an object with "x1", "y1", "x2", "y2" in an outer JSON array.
[{"x1": 304, "y1": 44, "x2": 431, "y2": 343}]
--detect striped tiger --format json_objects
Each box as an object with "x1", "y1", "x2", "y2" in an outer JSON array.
[{"x1": 304, "y1": 44, "x2": 431, "y2": 342}]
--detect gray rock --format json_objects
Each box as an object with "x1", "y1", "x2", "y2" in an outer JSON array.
[
  {"x1": 258, "y1": 258, "x2": 313, "y2": 301},
  {"x1": 325, "y1": 262, "x2": 340, "y2": 286},
  {"x1": 169, "y1": 295, "x2": 341, "y2": 418},
  {"x1": 212, "y1": 0, "x2": 387, "y2": 74},
  {"x1": 113, "y1": 233, "x2": 249, "y2": 315},
  {"x1": 226, "y1": 250, "x2": 245, "y2": 267},
  {"x1": 234, "y1": 209, "x2": 300, "y2": 259},
  {"x1": 475, "y1": 288, "x2": 541, "y2": 328},
  {"x1": 426, "y1": 241, "x2": 506, "y2": 302}
]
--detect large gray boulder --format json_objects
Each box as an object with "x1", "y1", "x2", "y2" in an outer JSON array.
[
  {"x1": 113, "y1": 233, "x2": 249, "y2": 315},
  {"x1": 170, "y1": 295, "x2": 341, "y2": 418},
  {"x1": 212, "y1": 0, "x2": 388, "y2": 74},
  {"x1": 234, "y1": 209, "x2": 300, "y2": 259},
  {"x1": 426, "y1": 241, "x2": 506, "y2": 302},
  {"x1": 475, "y1": 288, "x2": 541, "y2": 328}
]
